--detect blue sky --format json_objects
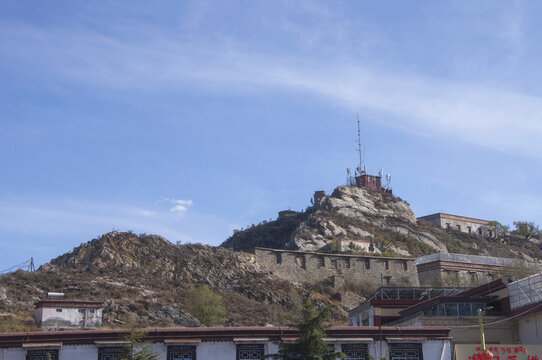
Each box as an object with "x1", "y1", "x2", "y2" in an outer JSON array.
[{"x1": 1, "y1": 1, "x2": 542, "y2": 268}]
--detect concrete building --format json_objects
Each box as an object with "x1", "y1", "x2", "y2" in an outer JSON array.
[
  {"x1": 254, "y1": 247, "x2": 419, "y2": 288},
  {"x1": 417, "y1": 213, "x2": 493, "y2": 236},
  {"x1": 348, "y1": 286, "x2": 469, "y2": 327},
  {"x1": 416, "y1": 253, "x2": 532, "y2": 286},
  {"x1": 35, "y1": 300, "x2": 103, "y2": 330},
  {"x1": 0, "y1": 326, "x2": 451, "y2": 360},
  {"x1": 508, "y1": 272, "x2": 542, "y2": 344},
  {"x1": 349, "y1": 274, "x2": 542, "y2": 348}
]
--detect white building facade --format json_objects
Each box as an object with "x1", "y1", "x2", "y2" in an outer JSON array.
[{"x1": 0, "y1": 326, "x2": 451, "y2": 360}]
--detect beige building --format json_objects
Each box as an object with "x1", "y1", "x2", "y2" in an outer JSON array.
[{"x1": 417, "y1": 213, "x2": 494, "y2": 237}]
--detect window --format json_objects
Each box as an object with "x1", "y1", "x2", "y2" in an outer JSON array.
[
  {"x1": 384, "y1": 260, "x2": 389, "y2": 270},
  {"x1": 365, "y1": 259, "x2": 370, "y2": 269},
  {"x1": 318, "y1": 257, "x2": 325, "y2": 268},
  {"x1": 389, "y1": 343, "x2": 423, "y2": 360},
  {"x1": 467, "y1": 226, "x2": 472, "y2": 234},
  {"x1": 445, "y1": 223, "x2": 451, "y2": 229},
  {"x1": 331, "y1": 259, "x2": 337, "y2": 269},
  {"x1": 26, "y1": 349, "x2": 59, "y2": 360},
  {"x1": 79, "y1": 309, "x2": 85, "y2": 313},
  {"x1": 342, "y1": 344, "x2": 368, "y2": 360},
  {"x1": 478, "y1": 228, "x2": 483, "y2": 235},
  {"x1": 345, "y1": 259, "x2": 350, "y2": 269},
  {"x1": 403, "y1": 261, "x2": 408, "y2": 271},
  {"x1": 237, "y1": 344, "x2": 264, "y2": 360},
  {"x1": 90, "y1": 309, "x2": 95, "y2": 313},
  {"x1": 275, "y1": 253, "x2": 282, "y2": 264},
  {"x1": 489, "y1": 230, "x2": 493, "y2": 237},
  {"x1": 168, "y1": 345, "x2": 196, "y2": 360},
  {"x1": 457, "y1": 225, "x2": 461, "y2": 231},
  {"x1": 295, "y1": 256, "x2": 306, "y2": 269},
  {"x1": 98, "y1": 347, "x2": 123, "y2": 360},
  {"x1": 55, "y1": 309, "x2": 62, "y2": 312}
]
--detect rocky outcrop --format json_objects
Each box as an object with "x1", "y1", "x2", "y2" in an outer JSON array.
[
  {"x1": 222, "y1": 185, "x2": 542, "y2": 260},
  {"x1": 289, "y1": 186, "x2": 446, "y2": 254}
]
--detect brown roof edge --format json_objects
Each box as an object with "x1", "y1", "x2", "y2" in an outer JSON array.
[
  {"x1": 0, "y1": 326, "x2": 450, "y2": 348},
  {"x1": 417, "y1": 213, "x2": 490, "y2": 224},
  {"x1": 35, "y1": 300, "x2": 104, "y2": 309}
]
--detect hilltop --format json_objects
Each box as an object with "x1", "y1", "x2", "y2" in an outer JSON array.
[{"x1": 222, "y1": 186, "x2": 542, "y2": 260}]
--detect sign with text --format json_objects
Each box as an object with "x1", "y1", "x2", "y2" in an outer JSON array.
[{"x1": 455, "y1": 345, "x2": 542, "y2": 360}]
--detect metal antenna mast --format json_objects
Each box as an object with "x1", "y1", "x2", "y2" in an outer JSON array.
[{"x1": 356, "y1": 114, "x2": 364, "y2": 175}]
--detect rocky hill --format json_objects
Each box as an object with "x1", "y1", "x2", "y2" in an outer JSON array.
[
  {"x1": 222, "y1": 186, "x2": 542, "y2": 260},
  {"x1": 0, "y1": 232, "x2": 347, "y2": 332},
  {"x1": 2, "y1": 185, "x2": 541, "y2": 333}
]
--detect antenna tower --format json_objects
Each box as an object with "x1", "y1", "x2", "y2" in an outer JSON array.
[{"x1": 356, "y1": 114, "x2": 364, "y2": 175}]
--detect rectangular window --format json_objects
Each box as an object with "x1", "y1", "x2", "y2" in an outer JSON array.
[
  {"x1": 365, "y1": 259, "x2": 370, "y2": 269},
  {"x1": 385, "y1": 260, "x2": 389, "y2": 270},
  {"x1": 55, "y1": 309, "x2": 62, "y2": 312},
  {"x1": 445, "y1": 223, "x2": 451, "y2": 229},
  {"x1": 78, "y1": 309, "x2": 85, "y2": 313},
  {"x1": 330, "y1": 259, "x2": 337, "y2": 268},
  {"x1": 98, "y1": 347, "x2": 124, "y2": 360},
  {"x1": 275, "y1": 253, "x2": 282, "y2": 264},
  {"x1": 342, "y1": 344, "x2": 368, "y2": 360},
  {"x1": 457, "y1": 225, "x2": 461, "y2": 231},
  {"x1": 389, "y1": 343, "x2": 423, "y2": 360},
  {"x1": 403, "y1": 261, "x2": 408, "y2": 271},
  {"x1": 26, "y1": 350, "x2": 59, "y2": 360},
  {"x1": 345, "y1": 259, "x2": 350, "y2": 268},
  {"x1": 90, "y1": 309, "x2": 95, "y2": 313},
  {"x1": 318, "y1": 257, "x2": 325, "y2": 268},
  {"x1": 478, "y1": 228, "x2": 483, "y2": 235},
  {"x1": 168, "y1": 345, "x2": 197, "y2": 360},
  {"x1": 296, "y1": 256, "x2": 306, "y2": 269},
  {"x1": 237, "y1": 344, "x2": 264, "y2": 360},
  {"x1": 467, "y1": 226, "x2": 472, "y2": 234}
]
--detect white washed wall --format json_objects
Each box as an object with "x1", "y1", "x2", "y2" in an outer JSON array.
[{"x1": 0, "y1": 340, "x2": 450, "y2": 360}]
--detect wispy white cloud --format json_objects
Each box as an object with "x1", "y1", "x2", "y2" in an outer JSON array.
[
  {"x1": 159, "y1": 198, "x2": 194, "y2": 213},
  {"x1": 1, "y1": 4, "x2": 541, "y2": 159}
]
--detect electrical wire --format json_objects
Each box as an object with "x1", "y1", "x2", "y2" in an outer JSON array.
[{"x1": 0, "y1": 259, "x2": 32, "y2": 274}]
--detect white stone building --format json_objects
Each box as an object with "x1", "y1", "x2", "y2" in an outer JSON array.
[{"x1": 34, "y1": 300, "x2": 103, "y2": 330}]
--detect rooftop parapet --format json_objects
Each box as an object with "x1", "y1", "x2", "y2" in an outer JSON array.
[{"x1": 416, "y1": 253, "x2": 521, "y2": 267}]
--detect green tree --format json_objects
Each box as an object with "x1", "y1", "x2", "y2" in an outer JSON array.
[
  {"x1": 186, "y1": 284, "x2": 227, "y2": 326},
  {"x1": 487, "y1": 221, "x2": 510, "y2": 236},
  {"x1": 120, "y1": 323, "x2": 158, "y2": 360},
  {"x1": 267, "y1": 299, "x2": 345, "y2": 360},
  {"x1": 512, "y1": 221, "x2": 541, "y2": 240}
]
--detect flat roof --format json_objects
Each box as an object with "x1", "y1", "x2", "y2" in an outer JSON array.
[
  {"x1": 254, "y1": 247, "x2": 415, "y2": 261},
  {"x1": 417, "y1": 212, "x2": 490, "y2": 224},
  {"x1": 35, "y1": 300, "x2": 104, "y2": 309}
]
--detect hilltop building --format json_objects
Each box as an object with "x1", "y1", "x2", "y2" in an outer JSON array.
[
  {"x1": 415, "y1": 253, "x2": 539, "y2": 286},
  {"x1": 254, "y1": 247, "x2": 419, "y2": 288},
  {"x1": 417, "y1": 213, "x2": 494, "y2": 237}
]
